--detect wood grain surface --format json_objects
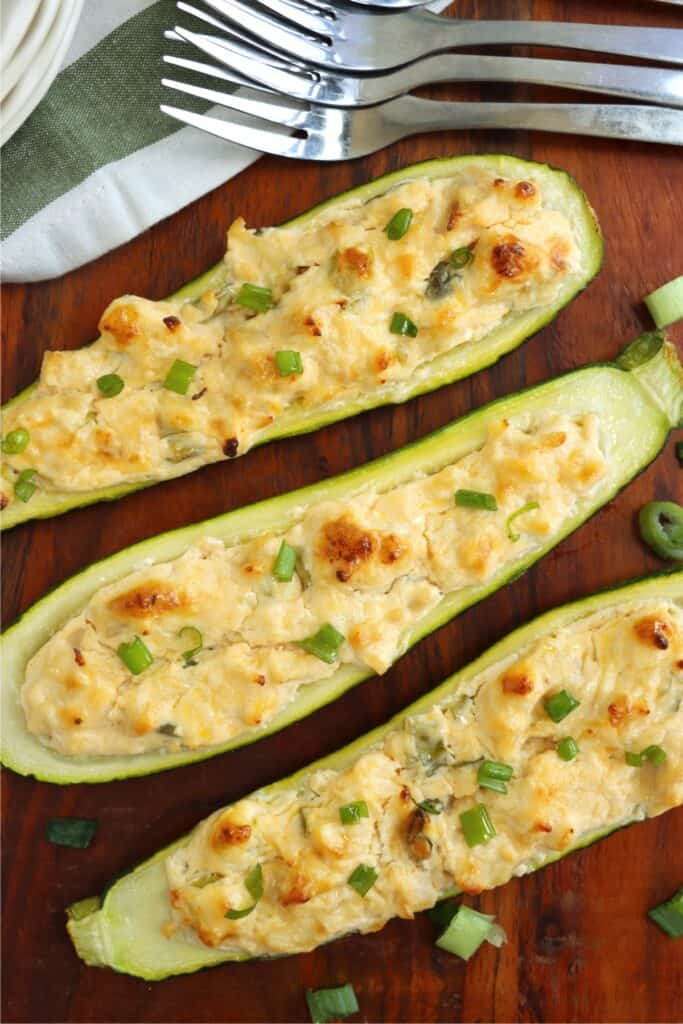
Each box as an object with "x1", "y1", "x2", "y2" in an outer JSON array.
[{"x1": 2, "y1": 1, "x2": 682, "y2": 1021}]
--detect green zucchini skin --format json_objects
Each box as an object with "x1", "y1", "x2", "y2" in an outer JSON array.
[
  {"x1": 1, "y1": 340, "x2": 681, "y2": 784},
  {"x1": 65, "y1": 569, "x2": 683, "y2": 980},
  {"x1": 1, "y1": 154, "x2": 602, "y2": 530}
]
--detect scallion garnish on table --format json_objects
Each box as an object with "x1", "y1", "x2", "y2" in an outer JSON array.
[
  {"x1": 638, "y1": 501, "x2": 683, "y2": 561},
  {"x1": 47, "y1": 818, "x2": 98, "y2": 849},
  {"x1": 644, "y1": 275, "x2": 683, "y2": 328},
  {"x1": 305, "y1": 983, "x2": 359, "y2": 1024},
  {"x1": 435, "y1": 903, "x2": 506, "y2": 960},
  {"x1": 648, "y1": 887, "x2": 683, "y2": 939}
]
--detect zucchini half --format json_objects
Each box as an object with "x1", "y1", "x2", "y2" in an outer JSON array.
[
  {"x1": 1, "y1": 154, "x2": 602, "y2": 530},
  {"x1": 66, "y1": 568, "x2": 683, "y2": 980},
  {"x1": 2, "y1": 338, "x2": 681, "y2": 784}
]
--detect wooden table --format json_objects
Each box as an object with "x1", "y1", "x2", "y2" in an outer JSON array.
[{"x1": 2, "y1": 1, "x2": 682, "y2": 1020}]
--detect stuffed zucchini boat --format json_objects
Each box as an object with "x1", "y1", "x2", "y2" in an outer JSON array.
[
  {"x1": 66, "y1": 569, "x2": 683, "y2": 979},
  {"x1": 0, "y1": 154, "x2": 602, "y2": 530},
  {"x1": 2, "y1": 334, "x2": 681, "y2": 784}
]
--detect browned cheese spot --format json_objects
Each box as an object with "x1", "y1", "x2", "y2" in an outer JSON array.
[
  {"x1": 254, "y1": 674, "x2": 266, "y2": 687},
  {"x1": 634, "y1": 615, "x2": 672, "y2": 650},
  {"x1": 491, "y1": 237, "x2": 530, "y2": 279},
  {"x1": 501, "y1": 668, "x2": 534, "y2": 695},
  {"x1": 0, "y1": 494, "x2": 8, "y2": 510},
  {"x1": 98, "y1": 303, "x2": 140, "y2": 347},
  {"x1": 163, "y1": 315, "x2": 181, "y2": 331},
  {"x1": 281, "y1": 877, "x2": 311, "y2": 906},
  {"x1": 406, "y1": 808, "x2": 432, "y2": 861},
  {"x1": 534, "y1": 821, "x2": 553, "y2": 833},
  {"x1": 73, "y1": 648, "x2": 86, "y2": 667},
  {"x1": 446, "y1": 204, "x2": 461, "y2": 231},
  {"x1": 108, "y1": 582, "x2": 187, "y2": 619},
  {"x1": 515, "y1": 180, "x2": 536, "y2": 200},
  {"x1": 319, "y1": 515, "x2": 377, "y2": 582},
  {"x1": 211, "y1": 820, "x2": 252, "y2": 849},
  {"x1": 380, "y1": 534, "x2": 406, "y2": 565},
  {"x1": 223, "y1": 437, "x2": 239, "y2": 458},
  {"x1": 336, "y1": 247, "x2": 372, "y2": 278},
  {"x1": 304, "y1": 315, "x2": 322, "y2": 337}
]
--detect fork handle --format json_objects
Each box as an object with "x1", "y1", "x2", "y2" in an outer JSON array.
[
  {"x1": 369, "y1": 54, "x2": 683, "y2": 109},
  {"x1": 385, "y1": 96, "x2": 683, "y2": 145},
  {"x1": 418, "y1": 16, "x2": 683, "y2": 66}
]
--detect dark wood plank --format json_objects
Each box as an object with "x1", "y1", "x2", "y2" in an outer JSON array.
[{"x1": 2, "y1": 1, "x2": 682, "y2": 1020}]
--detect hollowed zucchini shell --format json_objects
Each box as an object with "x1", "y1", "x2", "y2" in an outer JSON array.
[
  {"x1": 2, "y1": 339, "x2": 681, "y2": 784},
  {"x1": 66, "y1": 568, "x2": 683, "y2": 979},
  {"x1": 1, "y1": 154, "x2": 602, "y2": 530}
]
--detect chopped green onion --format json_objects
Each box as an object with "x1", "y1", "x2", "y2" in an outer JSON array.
[
  {"x1": 544, "y1": 689, "x2": 580, "y2": 723},
  {"x1": 648, "y1": 887, "x2": 683, "y2": 939},
  {"x1": 348, "y1": 863, "x2": 378, "y2": 897},
  {"x1": 390, "y1": 312, "x2": 418, "y2": 338},
  {"x1": 236, "y1": 283, "x2": 275, "y2": 313},
  {"x1": 273, "y1": 540, "x2": 297, "y2": 582},
  {"x1": 436, "y1": 904, "x2": 497, "y2": 960},
  {"x1": 428, "y1": 900, "x2": 459, "y2": 930},
  {"x1": 643, "y1": 744, "x2": 667, "y2": 766},
  {"x1": 644, "y1": 276, "x2": 683, "y2": 328},
  {"x1": 615, "y1": 331, "x2": 664, "y2": 370},
  {"x1": 455, "y1": 489, "x2": 498, "y2": 511},
  {"x1": 67, "y1": 896, "x2": 101, "y2": 921},
  {"x1": 1, "y1": 428, "x2": 29, "y2": 454},
  {"x1": 450, "y1": 246, "x2": 474, "y2": 269},
  {"x1": 164, "y1": 359, "x2": 198, "y2": 395},
  {"x1": 225, "y1": 863, "x2": 263, "y2": 919},
  {"x1": 96, "y1": 373, "x2": 124, "y2": 398},
  {"x1": 385, "y1": 207, "x2": 413, "y2": 240},
  {"x1": 417, "y1": 798, "x2": 444, "y2": 815},
  {"x1": 339, "y1": 801, "x2": 369, "y2": 825},
  {"x1": 178, "y1": 626, "x2": 203, "y2": 664},
  {"x1": 638, "y1": 501, "x2": 683, "y2": 561},
  {"x1": 625, "y1": 750, "x2": 644, "y2": 767},
  {"x1": 478, "y1": 760, "x2": 513, "y2": 794},
  {"x1": 46, "y1": 818, "x2": 98, "y2": 849},
  {"x1": 192, "y1": 872, "x2": 223, "y2": 888},
  {"x1": 676, "y1": 441, "x2": 683, "y2": 467},
  {"x1": 305, "y1": 984, "x2": 359, "y2": 1024},
  {"x1": 506, "y1": 501, "x2": 540, "y2": 541},
  {"x1": 117, "y1": 636, "x2": 153, "y2": 675},
  {"x1": 275, "y1": 350, "x2": 303, "y2": 376},
  {"x1": 557, "y1": 737, "x2": 579, "y2": 761},
  {"x1": 299, "y1": 623, "x2": 345, "y2": 664},
  {"x1": 14, "y1": 468, "x2": 37, "y2": 503},
  {"x1": 460, "y1": 804, "x2": 496, "y2": 848}
]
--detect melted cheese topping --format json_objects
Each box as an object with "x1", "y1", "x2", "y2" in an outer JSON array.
[
  {"x1": 165, "y1": 599, "x2": 683, "y2": 957},
  {"x1": 22, "y1": 411, "x2": 606, "y2": 756},
  {"x1": 1, "y1": 168, "x2": 580, "y2": 508}
]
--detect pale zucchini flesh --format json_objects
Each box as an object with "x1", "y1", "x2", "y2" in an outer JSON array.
[
  {"x1": 0, "y1": 154, "x2": 602, "y2": 530},
  {"x1": 66, "y1": 569, "x2": 683, "y2": 980},
  {"x1": 2, "y1": 341, "x2": 682, "y2": 784}
]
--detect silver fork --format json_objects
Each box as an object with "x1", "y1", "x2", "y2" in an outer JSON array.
[
  {"x1": 196, "y1": 0, "x2": 683, "y2": 71},
  {"x1": 160, "y1": 79, "x2": 683, "y2": 154},
  {"x1": 169, "y1": 13, "x2": 683, "y2": 109}
]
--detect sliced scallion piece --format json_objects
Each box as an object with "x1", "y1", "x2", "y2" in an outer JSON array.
[
  {"x1": 428, "y1": 900, "x2": 459, "y2": 930},
  {"x1": 417, "y1": 798, "x2": 444, "y2": 815},
  {"x1": 450, "y1": 246, "x2": 474, "y2": 269},
  {"x1": 273, "y1": 540, "x2": 297, "y2": 582},
  {"x1": 178, "y1": 626, "x2": 203, "y2": 665},
  {"x1": 236, "y1": 283, "x2": 275, "y2": 313},
  {"x1": 436, "y1": 904, "x2": 497, "y2": 960},
  {"x1": 615, "y1": 330, "x2": 664, "y2": 371},
  {"x1": 644, "y1": 276, "x2": 683, "y2": 328},
  {"x1": 557, "y1": 737, "x2": 579, "y2": 761},
  {"x1": 117, "y1": 636, "x2": 153, "y2": 675},
  {"x1": 390, "y1": 312, "x2": 418, "y2": 338},
  {"x1": 96, "y1": 373, "x2": 124, "y2": 398},
  {"x1": 14, "y1": 468, "x2": 37, "y2": 503},
  {"x1": 385, "y1": 207, "x2": 413, "y2": 240},
  {"x1": 225, "y1": 863, "x2": 263, "y2": 919},
  {"x1": 299, "y1": 623, "x2": 345, "y2": 664},
  {"x1": 477, "y1": 760, "x2": 513, "y2": 794},
  {"x1": 643, "y1": 744, "x2": 667, "y2": 766},
  {"x1": 1, "y1": 428, "x2": 29, "y2": 454},
  {"x1": 648, "y1": 887, "x2": 683, "y2": 939},
  {"x1": 164, "y1": 359, "x2": 198, "y2": 396},
  {"x1": 638, "y1": 501, "x2": 683, "y2": 561},
  {"x1": 305, "y1": 984, "x2": 359, "y2": 1024},
  {"x1": 676, "y1": 441, "x2": 683, "y2": 467},
  {"x1": 192, "y1": 872, "x2": 223, "y2": 889},
  {"x1": 339, "y1": 801, "x2": 369, "y2": 825},
  {"x1": 47, "y1": 818, "x2": 98, "y2": 849},
  {"x1": 544, "y1": 689, "x2": 580, "y2": 723},
  {"x1": 625, "y1": 750, "x2": 644, "y2": 767},
  {"x1": 348, "y1": 863, "x2": 378, "y2": 897},
  {"x1": 67, "y1": 896, "x2": 101, "y2": 921},
  {"x1": 460, "y1": 804, "x2": 496, "y2": 848},
  {"x1": 275, "y1": 350, "x2": 303, "y2": 377},
  {"x1": 506, "y1": 501, "x2": 540, "y2": 542},
  {"x1": 455, "y1": 489, "x2": 498, "y2": 511}
]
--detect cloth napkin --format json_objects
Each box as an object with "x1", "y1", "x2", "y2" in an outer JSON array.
[{"x1": 1, "y1": 0, "x2": 452, "y2": 283}]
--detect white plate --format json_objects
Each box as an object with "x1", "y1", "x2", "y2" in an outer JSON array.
[
  {"x1": 1, "y1": 0, "x2": 84, "y2": 147},
  {"x1": 0, "y1": 0, "x2": 43, "y2": 69}
]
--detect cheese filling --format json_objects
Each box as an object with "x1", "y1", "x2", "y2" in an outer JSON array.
[
  {"x1": 1, "y1": 168, "x2": 581, "y2": 507},
  {"x1": 165, "y1": 599, "x2": 683, "y2": 957},
  {"x1": 21, "y1": 411, "x2": 607, "y2": 756}
]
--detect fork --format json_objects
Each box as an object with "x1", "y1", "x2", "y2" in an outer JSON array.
[
  {"x1": 160, "y1": 79, "x2": 683, "y2": 155},
  {"x1": 169, "y1": 15, "x2": 683, "y2": 109},
  {"x1": 195, "y1": 0, "x2": 683, "y2": 71}
]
